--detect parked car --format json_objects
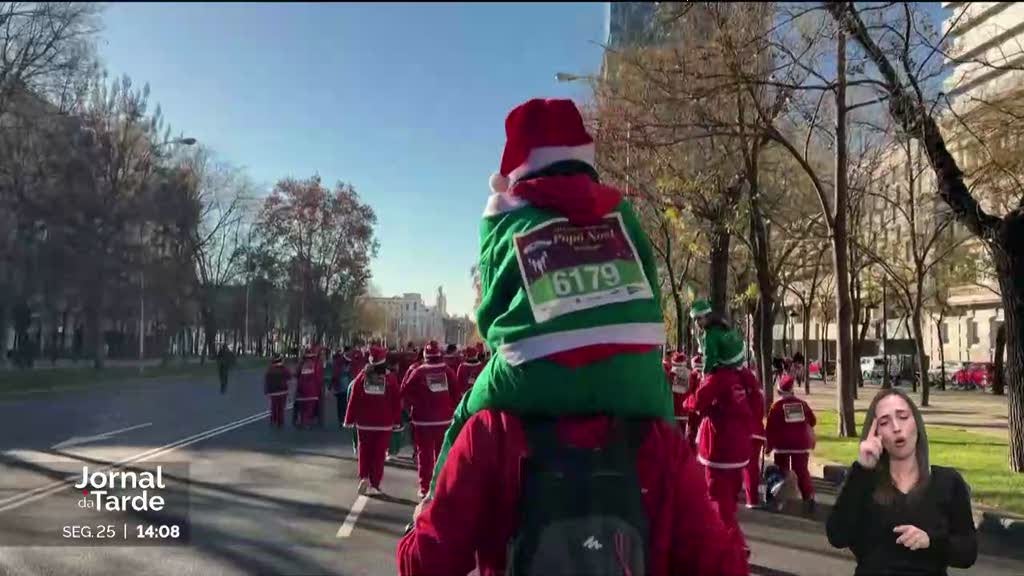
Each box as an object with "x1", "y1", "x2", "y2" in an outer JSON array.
[
  {"x1": 927, "y1": 361, "x2": 962, "y2": 387},
  {"x1": 952, "y1": 362, "x2": 996, "y2": 390},
  {"x1": 860, "y1": 356, "x2": 887, "y2": 381}
]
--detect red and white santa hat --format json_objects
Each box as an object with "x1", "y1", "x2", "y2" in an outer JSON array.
[
  {"x1": 489, "y1": 98, "x2": 595, "y2": 194},
  {"x1": 670, "y1": 351, "x2": 689, "y2": 370},
  {"x1": 777, "y1": 373, "x2": 796, "y2": 393},
  {"x1": 368, "y1": 346, "x2": 388, "y2": 366},
  {"x1": 423, "y1": 340, "x2": 443, "y2": 359}
]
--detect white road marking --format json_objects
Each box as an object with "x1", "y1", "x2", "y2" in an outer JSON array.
[
  {"x1": 0, "y1": 407, "x2": 278, "y2": 512},
  {"x1": 51, "y1": 422, "x2": 154, "y2": 450},
  {"x1": 336, "y1": 495, "x2": 369, "y2": 538}
]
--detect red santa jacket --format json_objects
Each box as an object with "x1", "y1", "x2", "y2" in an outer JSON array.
[
  {"x1": 264, "y1": 363, "x2": 290, "y2": 396},
  {"x1": 443, "y1": 353, "x2": 463, "y2": 373},
  {"x1": 344, "y1": 367, "x2": 401, "y2": 431},
  {"x1": 740, "y1": 367, "x2": 766, "y2": 442},
  {"x1": 682, "y1": 369, "x2": 703, "y2": 413},
  {"x1": 295, "y1": 358, "x2": 320, "y2": 402},
  {"x1": 766, "y1": 395, "x2": 817, "y2": 454},
  {"x1": 401, "y1": 362, "x2": 458, "y2": 427},
  {"x1": 669, "y1": 367, "x2": 693, "y2": 422},
  {"x1": 396, "y1": 410, "x2": 749, "y2": 576},
  {"x1": 695, "y1": 368, "x2": 752, "y2": 469},
  {"x1": 455, "y1": 360, "x2": 484, "y2": 401}
]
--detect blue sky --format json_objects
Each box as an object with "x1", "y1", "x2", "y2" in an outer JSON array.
[{"x1": 99, "y1": 2, "x2": 607, "y2": 317}]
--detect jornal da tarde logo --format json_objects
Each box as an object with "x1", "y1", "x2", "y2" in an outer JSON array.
[{"x1": 74, "y1": 466, "x2": 168, "y2": 512}]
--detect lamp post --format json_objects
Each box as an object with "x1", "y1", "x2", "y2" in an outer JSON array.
[{"x1": 139, "y1": 137, "x2": 196, "y2": 369}]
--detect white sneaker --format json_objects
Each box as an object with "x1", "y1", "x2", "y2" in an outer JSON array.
[
  {"x1": 367, "y1": 486, "x2": 383, "y2": 497},
  {"x1": 357, "y1": 479, "x2": 369, "y2": 495}
]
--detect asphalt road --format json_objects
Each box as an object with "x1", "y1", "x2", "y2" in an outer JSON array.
[{"x1": 0, "y1": 369, "x2": 1020, "y2": 576}]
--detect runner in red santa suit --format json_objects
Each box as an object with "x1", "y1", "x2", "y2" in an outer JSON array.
[
  {"x1": 264, "y1": 354, "x2": 291, "y2": 429},
  {"x1": 401, "y1": 340, "x2": 458, "y2": 499},
  {"x1": 740, "y1": 364, "x2": 767, "y2": 509},
  {"x1": 295, "y1": 350, "x2": 321, "y2": 428},
  {"x1": 766, "y1": 373, "x2": 817, "y2": 512},
  {"x1": 694, "y1": 327, "x2": 752, "y2": 551},
  {"x1": 682, "y1": 354, "x2": 704, "y2": 448},
  {"x1": 454, "y1": 346, "x2": 484, "y2": 401},
  {"x1": 344, "y1": 345, "x2": 401, "y2": 496},
  {"x1": 668, "y1": 351, "x2": 692, "y2": 433}
]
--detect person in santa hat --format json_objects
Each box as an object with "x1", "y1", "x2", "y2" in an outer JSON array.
[
  {"x1": 264, "y1": 354, "x2": 291, "y2": 429},
  {"x1": 740, "y1": 362, "x2": 767, "y2": 509},
  {"x1": 399, "y1": 97, "x2": 746, "y2": 576},
  {"x1": 401, "y1": 340, "x2": 458, "y2": 499},
  {"x1": 668, "y1": 351, "x2": 692, "y2": 432},
  {"x1": 344, "y1": 345, "x2": 402, "y2": 496},
  {"x1": 428, "y1": 97, "x2": 673, "y2": 495},
  {"x1": 694, "y1": 325, "x2": 752, "y2": 550},
  {"x1": 294, "y1": 349, "x2": 322, "y2": 428},
  {"x1": 454, "y1": 346, "x2": 484, "y2": 401},
  {"x1": 766, "y1": 373, "x2": 817, "y2": 512}
]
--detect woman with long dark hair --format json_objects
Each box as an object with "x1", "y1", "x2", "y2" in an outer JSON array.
[{"x1": 826, "y1": 388, "x2": 977, "y2": 575}]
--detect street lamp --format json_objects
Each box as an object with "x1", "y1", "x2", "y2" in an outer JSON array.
[{"x1": 139, "y1": 136, "x2": 197, "y2": 369}]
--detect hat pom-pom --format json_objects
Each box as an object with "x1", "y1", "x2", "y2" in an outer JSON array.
[{"x1": 489, "y1": 172, "x2": 509, "y2": 194}]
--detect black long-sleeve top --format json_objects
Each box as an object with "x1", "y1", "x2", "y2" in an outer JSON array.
[{"x1": 827, "y1": 462, "x2": 978, "y2": 575}]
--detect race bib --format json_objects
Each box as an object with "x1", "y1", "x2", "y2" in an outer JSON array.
[
  {"x1": 784, "y1": 403, "x2": 806, "y2": 423},
  {"x1": 513, "y1": 214, "x2": 654, "y2": 323},
  {"x1": 363, "y1": 372, "x2": 386, "y2": 395},
  {"x1": 672, "y1": 384, "x2": 688, "y2": 394},
  {"x1": 426, "y1": 372, "x2": 448, "y2": 393}
]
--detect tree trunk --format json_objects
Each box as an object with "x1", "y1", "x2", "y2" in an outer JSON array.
[
  {"x1": 993, "y1": 323, "x2": 1006, "y2": 396},
  {"x1": 911, "y1": 303, "x2": 930, "y2": 407},
  {"x1": 994, "y1": 216, "x2": 1024, "y2": 471},
  {"x1": 833, "y1": 30, "x2": 857, "y2": 437},
  {"x1": 749, "y1": 175, "x2": 775, "y2": 400},
  {"x1": 671, "y1": 287, "x2": 685, "y2": 351},
  {"x1": 936, "y1": 315, "x2": 948, "y2": 392},
  {"x1": 803, "y1": 305, "x2": 812, "y2": 395},
  {"x1": 709, "y1": 221, "x2": 731, "y2": 318}
]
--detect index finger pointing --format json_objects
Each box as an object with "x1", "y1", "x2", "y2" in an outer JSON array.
[{"x1": 868, "y1": 418, "x2": 879, "y2": 438}]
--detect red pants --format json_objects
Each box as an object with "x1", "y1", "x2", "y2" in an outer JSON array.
[
  {"x1": 686, "y1": 413, "x2": 700, "y2": 449},
  {"x1": 743, "y1": 438, "x2": 765, "y2": 506},
  {"x1": 705, "y1": 466, "x2": 746, "y2": 547},
  {"x1": 413, "y1": 425, "x2": 446, "y2": 493},
  {"x1": 774, "y1": 452, "x2": 815, "y2": 501},
  {"x1": 268, "y1": 394, "x2": 287, "y2": 427},
  {"x1": 298, "y1": 399, "x2": 318, "y2": 426},
  {"x1": 357, "y1": 429, "x2": 390, "y2": 488}
]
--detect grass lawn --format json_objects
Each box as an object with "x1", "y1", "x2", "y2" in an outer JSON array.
[
  {"x1": 815, "y1": 410, "x2": 1024, "y2": 517},
  {"x1": 0, "y1": 357, "x2": 265, "y2": 398}
]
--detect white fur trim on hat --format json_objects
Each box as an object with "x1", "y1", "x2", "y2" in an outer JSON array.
[
  {"x1": 489, "y1": 172, "x2": 509, "y2": 194},
  {"x1": 482, "y1": 192, "x2": 529, "y2": 217},
  {"x1": 506, "y1": 143, "x2": 595, "y2": 185}
]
